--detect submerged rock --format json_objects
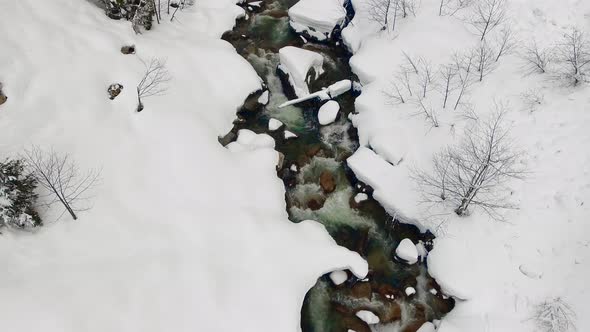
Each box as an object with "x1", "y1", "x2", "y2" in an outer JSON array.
[{"x1": 319, "y1": 170, "x2": 336, "y2": 193}]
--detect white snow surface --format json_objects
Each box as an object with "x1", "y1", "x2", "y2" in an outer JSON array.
[
  {"x1": 279, "y1": 46, "x2": 324, "y2": 98},
  {"x1": 226, "y1": 129, "x2": 275, "y2": 152},
  {"x1": 417, "y1": 322, "x2": 436, "y2": 332},
  {"x1": 0, "y1": 1, "x2": 369, "y2": 331},
  {"x1": 268, "y1": 118, "x2": 283, "y2": 131},
  {"x1": 318, "y1": 100, "x2": 340, "y2": 125},
  {"x1": 395, "y1": 238, "x2": 419, "y2": 265},
  {"x1": 329, "y1": 270, "x2": 348, "y2": 285},
  {"x1": 343, "y1": 0, "x2": 590, "y2": 331},
  {"x1": 355, "y1": 310, "x2": 380, "y2": 325},
  {"x1": 288, "y1": 0, "x2": 347, "y2": 41}
]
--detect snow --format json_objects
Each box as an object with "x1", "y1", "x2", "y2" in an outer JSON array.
[
  {"x1": 226, "y1": 129, "x2": 275, "y2": 152},
  {"x1": 395, "y1": 238, "x2": 419, "y2": 265},
  {"x1": 355, "y1": 310, "x2": 380, "y2": 325},
  {"x1": 326, "y1": 79, "x2": 352, "y2": 98},
  {"x1": 329, "y1": 270, "x2": 348, "y2": 285},
  {"x1": 353, "y1": 193, "x2": 368, "y2": 203},
  {"x1": 258, "y1": 90, "x2": 269, "y2": 105},
  {"x1": 318, "y1": 100, "x2": 340, "y2": 125},
  {"x1": 417, "y1": 322, "x2": 436, "y2": 332},
  {"x1": 278, "y1": 46, "x2": 324, "y2": 98},
  {"x1": 342, "y1": 0, "x2": 590, "y2": 331},
  {"x1": 405, "y1": 287, "x2": 416, "y2": 296},
  {"x1": 288, "y1": 0, "x2": 347, "y2": 41},
  {"x1": 284, "y1": 130, "x2": 298, "y2": 139},
  {"x1": 0, "y1": 1, "x2": 369, "y2": 331},
  {"x1": 268, "y1": 118, "x2": 283, "y2": 131}
]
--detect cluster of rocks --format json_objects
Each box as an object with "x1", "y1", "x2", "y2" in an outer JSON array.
[{"x1": 100, "y1": 0, "x2": 155, "y2": 32}]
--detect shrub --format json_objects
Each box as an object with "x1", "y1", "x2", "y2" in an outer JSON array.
[{"x1": 0, "y1": 159, "x2": 41, "y2": 230}]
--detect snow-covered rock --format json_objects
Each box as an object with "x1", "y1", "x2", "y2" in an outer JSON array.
[
  {"x1": 396, "y1": 239, "x2": 419, "y2": 264},
  {"x1": 355, "y1": 310, "x2": 380, "y2": 325},
  {"x1": 288, "y1": 0, "x2": 347, "y2": 41},
  {"x1": 278, "y1": 46, "x2": 324, "y2": 97},
  {"x1": 268, "y1": 118, "x2": 283, "y2": 131},
  {"x1": 416, "y1": 322, "x2": 436, "y2": 332},
  {"x1": 318, "y1": 100, "x2": 340, "y2": 125},
  {"x1": 329, "y1": 270, "x2": 348, "y2": 285},
  {"x1": 405, "y1": 287, "x2": 416, "y2": 296},
  {"x1": 226, "y1": 129, "x2": 275, "y2": 152},
  {"x1": 326, "y1": 79, "x2": 352, "y2": 98},
  {"x1": 258, "y1": 90, "x2": 269, "y2": 105},
  {"x1": 284, "y1": 130, "x2": 298, "y2": 139},
  {"x1": 354, "y1": 193, "x2": 368, "y2": 204}
]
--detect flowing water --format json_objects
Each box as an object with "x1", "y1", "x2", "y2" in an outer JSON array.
[{"x1": 221, "y1": 1, "x2": 454, "y2": 331}]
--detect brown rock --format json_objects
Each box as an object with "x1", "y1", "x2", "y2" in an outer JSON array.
[
  {"x1": 381, "y1": 302, "x2": 402, "y2": 323},
  {"x1": 401, "y1": 319, "x2": 428, "y2": 332},
  {"x1": 320, "y1": 170, "x2": 336, "y2": 193},
  {"x1": 307, "y1": 198, "x2": 325, "y2": 211},
  {"x1": 0, "y1": 94, "x2": 6, "y2": 106},
  {"x1": 350, "y1": 282, "x2": 372, "y2": 299}
]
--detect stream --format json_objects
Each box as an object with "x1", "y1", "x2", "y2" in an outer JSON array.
[{"x1": 221, "y1": 1, "x2": 454, "y2": 331}]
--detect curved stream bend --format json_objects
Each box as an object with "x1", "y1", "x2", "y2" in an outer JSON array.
[{"x1": 221, "y1": 1, "x2": 454, "y2": 331}]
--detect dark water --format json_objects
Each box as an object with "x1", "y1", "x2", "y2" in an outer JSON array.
[{"x1": 221, "y1": 1, "x2": 454, "y2": 331}]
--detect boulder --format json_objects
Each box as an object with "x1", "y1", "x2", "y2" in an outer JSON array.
[
  {"x1": 319, "y1": 170, "x2": 336, "y2": 193},
  {"x1": 107, "y1": 83, "x2": 124, "y2": 100},
  {"x1": 120, "y1": 45, "x2": 136, "y2": 54}
]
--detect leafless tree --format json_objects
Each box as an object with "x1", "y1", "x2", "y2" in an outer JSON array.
[
  {"x1": 418, "y1": 59, "x2": 436, "y2": 98},
  {"x1": 533, "y1": 298, "x2": 577, "y2": 332},
  {"x1": 402, "y1": 51, "x2": 420, "y2": 74},
  {"x1": 414, "y1": 106, "x2": 525, "y2": 219},
  {"x1": 469, "y1": 0, "x2": 507, "y2": 41},
  {"x1": 437, "y1": 64, "x2": 458, "y2": 108},
  {"x1": 23, "y1": 146, "x2": 100, "y2": 221},
  {"x1": 475, "y1": 42, "x2": 497, "y2": 81},
  {"x1": 554, "y1": 28, "x2": 590, "y2": 86},
  {"x1": 367, "y1": 0, "x2": 397, "y2": 31},
  {"x1": 439, "y1": 0, "x2": 472, "y2": 16},
  {"x1": 520, "y1": 88, "x2": 544, "y2": 113},
  {"x1": 399, "y1": 0, "x2": 419, "y2": 18},
  {"x1": 494, "y1": 25, "x2": 517, "y2": 61},
  {"x1": 453, "y1": 50, "x2": 476, "y2": 110},
  {"x1": 521, "y1": 40, "x2": 553, "y2": 75},
  {"x1": 136, "y1": 57, "x2": 171, "y2": 112},
  {"x1": 383, "y1": 81, "x2": 406, "y2": 104},
  {"x1": 413, "y1": 96, "x2": 440, "y2": 128},
  {"x1": 396, "y1": 68, "x2": 414, "y2": 96}
]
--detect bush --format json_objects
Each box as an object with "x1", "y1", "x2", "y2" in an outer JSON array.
[
  {"x1": 0, "y1": 159, "x2": 41, "y2": 230},
  {"x1": 533, "y1": 298, "x2": 577, "y2": 332}
]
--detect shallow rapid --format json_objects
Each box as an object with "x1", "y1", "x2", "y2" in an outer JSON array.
[{"x1": 221, "y1": 1, "x2": 454, "y2": 331}]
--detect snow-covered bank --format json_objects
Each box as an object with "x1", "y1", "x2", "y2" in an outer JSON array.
[
  {"x1": 342, "y1": 0, "x2": 590, "y2": 331},
  {"x1": 288, "y1": 0, "x2": 347, "y2": 41},
  {"x1": 0, "y1": 1, "x2": 368, "y2": 331}
]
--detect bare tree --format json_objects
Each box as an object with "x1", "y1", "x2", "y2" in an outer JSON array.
[
  {"x1": 520, "y1": 88, "x2": 544, "y2": 113},
  {"x1": 23, "y1": 147, "x2": 100, "y2": 221},
  {"x1": 414, "y1": 106, "x2": 525, "y2": 219},
  {"x1": 469, "y1": 0, "x2": 507, "y2": 41},
  {"x1": 418, "y1": 59, "x2": 436, "y2": 98},
  {"x1": 521, "y1": 40, "x2": 553, "y2": 74},
  {"x1": 136, "y1": 57, "x2": 171, "y2": 112},
  {"x1": 494, "y1": 25, "x2": 517, "y2": 61},
  {"x1": 383, "y1": 81, "x2": 406, "y2": 104},
  {"x1": 475, "y1": 42, "x2": 497, "y2": 81},
  {"x1": 402, "y1": 51, "x2": 420, "y2": 74},
  {"x1": 413, "y1": 96, "x2": 440, "y2": 128},
  {"x1": 439, "y1": 0, "x2": 472, "y2": 16},
  {"x1": 453, "y1": 50, "x2": 476, "y2": 110},
  {"x1": 367, "y1": 0, "x2": 396, "y2": 30},
  {"x1": 437, "y1": 64, "x2": 458, "y2": 108},
  {"x1": 554, "y1": 28, "x2": 590, "y2": 86},
  {"x1": 399, "y1": 0, "x2": 419, "y2": 18},
  {"x1": 533, "y1": 298, "x2": 577, "y2": 332}
]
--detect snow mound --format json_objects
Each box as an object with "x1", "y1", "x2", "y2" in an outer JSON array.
[
  {"x1": 318, "y1": 100, "x2": 340, "y2": 125},
  {"x1": 416, "y1": 322, "x2": 436, "y2": 332},
  {"x1": 354, "y1": 193, "x2": 368, "y2": 203},
  {"x1": 279, "y1": 46, "x2": 324, "y2": 97},
  {"x1": 396, "y1": 238, "x2": 419, "y2": 264},
  {"x1": 405, "y1": 287, "x2": 416, "y2": 296},
  {"x1": 356, "y1": 310, "x2": 380, "y2": 325},
  {"x1": 258, "y1": 90, "x2": 269, "y2": 105},
  {"x1": 226, "y1": 129, "x2": 275, "y2": 152},
  {"x1": 329, "y1": 270, "x2": 348, "y2": 285},
  {"x1": 268, "y1": 118, "x2": 283, "y2": 131},
  {"x1": 288, "y1": 0, "x2": 347, "y2": 41},
  {"x1": 326, "y1": 79, "x2": 352, "y2": 98},
  {"x1": 284, "y1": 130, "x2": 298, "y2": 139}
]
